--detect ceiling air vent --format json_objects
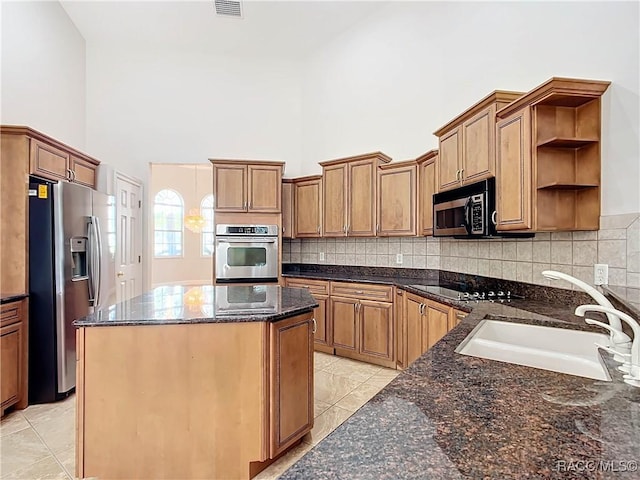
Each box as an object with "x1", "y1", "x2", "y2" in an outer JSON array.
[{"x1": 214, "y1": 0, "x2": 243, "y2": 18}]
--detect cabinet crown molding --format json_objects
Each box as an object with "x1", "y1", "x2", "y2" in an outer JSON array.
[
  {"x1": 496, "y1": 77, "x2": 611, "y2": 119},
  {"x1": 288, "y1": 174, "x2": 322, "y2": 183},
  {"x1": 1, "y1": 125, "x2": 100, "y2": 166},
  {"x1": 378, "y1": 159, "x2": 418, "y2": 170},
  {"x1": 415, "y1": 149, "x2": 438, "y2": 164},
  {"x1": 209, "y1": 158, "x2": 285, "y2": 167},
  {"x1": 319, "y1": 151, "x2": 392, "y2": 167},
  {"x1": 433, "y1": 90, "x2": 524, "y2": 136}
]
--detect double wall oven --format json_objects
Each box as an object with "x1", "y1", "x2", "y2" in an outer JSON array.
[{"x1": 214, "y1": 224, "x2": 279, "y2": 283}]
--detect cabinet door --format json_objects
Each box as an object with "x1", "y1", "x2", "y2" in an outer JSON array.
[
  {"x1": 30, "y1": 139, "x2": 70, "y2": 182},
  {"x1": 331, "y1": 297, "x2": 358, "y2": 352},
  {"x1": 1, "y1": 322, "x2": 22, "y2": 410},
  {"x1": 270, "y1": 313, "x2": 314, "y2": 457},
  {"x1": 313, "y1": 295, "x2": 330, "y2": 347},
  {"x1": 248, "y1": 165, "x2": 281, "y2": 212},
  {"x1": 437, "y1": 127, "x2": 462, "y2": 192},
  {"x1": 425, "y1": 301, "x2": 451, "y2": 350},
  {"x1": 349, "y1": 160, "x2": 377, "y2": 236},
  {"x1": 462, "y1": 106, "x2": 495, "y2": 184},
  {"x1": 378, "y1": 164, "x2": 417, "y2": 236},
  {"x1": 322, "y1": 164, "x2": 347, "y2": 236},
  {"x1": 496, "y1": 109, "x2": 532, "y2": 231},
  {"x1": 419, "y1": 158, "x2": 436, "y2": 236},
  {"x1": 395, "y1": 290, "x2": 406, "y2": 369},
  {"x1": 213, "y1": 164, "x2": 247, "y2": 211},
  {"x1": 405, "y1": 294, "x2": 424, "y2": 366},
  {"x1": 359, "y1": 300, "x2": 393, "y2": 362},
  {"x1": 70, "y1": 156, "x2": 97, "y2": 188},
  {"x1": 295, "y1": 179, "x2": 322, "y2": 237},
  {"x1": 282, "y1": 182, "x2": 294, "y2": 239}
]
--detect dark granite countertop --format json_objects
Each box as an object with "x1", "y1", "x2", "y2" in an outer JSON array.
[
  {"x1": 0, "y1": 293, "x2": 28, "y2": 304},
  {"x1": 282, "y1": 294, "x2": 640, "y2": 479},
  {"x1": 74, "y1": 284, "x2": 318, "y2": 327}
]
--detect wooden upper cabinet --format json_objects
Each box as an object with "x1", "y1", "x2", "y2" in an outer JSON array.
[
  {"x1": 320, "y1": 152, "x2": 391, "y2": 237},
  {"x1": 294, "y1": 175, "x2": 322, "y2": 237},
  {"x1": 322, "y1": 164, "x2": 347, "y2": 236},
  {"x1": 434, "y1": 91, "x2": 523, "y2": 192},
  {"x1": 210, "y1": 160, "x2": 283, "y2": 213},
  {"x1": 416, "y1": 150, "x2": 438, "y2": 236},
  {"x1": 377, "y1": 160, "x2": 417, "y2": 237},
  {"x1": 281, "y1": 180, "x2": 294, "y2": 239},
  {"x1": 495, "y1": 77, "x2": 610, "y2": 232},
  {"x1": 0, "y1": 126, "x2": 101, "y2": 188}
]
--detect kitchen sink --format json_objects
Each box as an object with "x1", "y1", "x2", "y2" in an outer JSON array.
[{"x1": 455, "y1": 319, "x2": 612, "y2": 381}]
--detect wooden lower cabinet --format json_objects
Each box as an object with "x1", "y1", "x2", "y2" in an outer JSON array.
[
  {"x1": 269, "y1": 314, "x2": 314, "y2": 457},
  {"x1": 76, "y1": 312, "x2": 314, "y2": 480},
  {"x1": 284, "y1": 278, "x2": 332, "y2": 353},
  {"x1": 1, "y1": 299, "x2": 27, "y2": 416},
  {"x1": 331, "y1": 295, "x2": 395, "y2": 369},
  {"x1": 399, "y1": 292, "x2": 464, "y2": 369}
]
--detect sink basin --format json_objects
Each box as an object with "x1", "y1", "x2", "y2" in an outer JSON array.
[{"x1": 455, "y1": 319, "x2": 612, "y2": 381}]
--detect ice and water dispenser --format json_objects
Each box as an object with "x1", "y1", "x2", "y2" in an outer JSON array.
[{"x1": 70, "y1": 236, "x2": 88, "y2": 279}]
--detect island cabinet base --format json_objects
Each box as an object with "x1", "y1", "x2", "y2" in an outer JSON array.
[{"x1": 76, "y1": 312, "x2": 314, "y2": 480}]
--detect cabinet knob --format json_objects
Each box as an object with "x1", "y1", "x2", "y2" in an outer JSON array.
[
  {"x1": 460, "y1": 168, "x2": 464, "y2": 180},
  {"x1": 312, "y1": 318, "x2": 317, "y2": 334},
  {"x1": 317, "y1": 226, "x2": 320, "y2": 234}
]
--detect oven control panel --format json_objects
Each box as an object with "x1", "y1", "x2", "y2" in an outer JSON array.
[{"x1": 216, "y1": 224, "x2": 279, "y2": 236}]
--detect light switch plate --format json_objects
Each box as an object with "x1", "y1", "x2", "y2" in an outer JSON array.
[
  {"x1": 396, "y1": 253, "x2": 403, "y2": 265},
  {"x1": 594, "y1": 264, "x2": 608, "y2": 285},
  {"x1": 319, "y1": 252, "x2": 325, "y2": 262}
]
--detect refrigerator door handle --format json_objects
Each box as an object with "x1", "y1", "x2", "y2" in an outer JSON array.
[
  {"x1": 93, "y1": 216, "x2": 103, "y2": 308},
  {"x1": 87, "y1": 216, "x2": 102, "y2": 307}
]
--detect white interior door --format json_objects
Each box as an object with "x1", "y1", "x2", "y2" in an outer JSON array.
[{"x1": 116, "y1": 174, "x2": 143, "y2": 302}]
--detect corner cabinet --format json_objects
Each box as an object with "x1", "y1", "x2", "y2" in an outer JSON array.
[
  {"x1": 320, "y1": 152, "x2": 392, "y2": 237},
  {"x1": 434, "y1": 91, "x2": 523, "y2": 192},
  {"x1": 284, "y1": 278, "x2": 332, "y2": 354},
  {"x1": 377, "y1": 160, "x2": 417, "y2": 236},
  {"x1": 495, "y1": 77, "x2": 610, "y2": 232},
  {"x1": 416, "y1": 150, "x2": 438, "y2": 236},
  {"x1": 293, "y1": 175, "x2": 322, "y2": 237},
  {"x1": 282, "y1": 179, "x2": 294, "y2": 239},
  {"x1": 1, "y1": 298, "x2": 28, "y2": 416},
  {"x1": 210, "y1": 159, "x2": 284, "y2": 213}
]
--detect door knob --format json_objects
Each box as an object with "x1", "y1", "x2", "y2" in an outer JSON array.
[{"x1": 117, "y1": 271, "x2": 124, "y2": 277}]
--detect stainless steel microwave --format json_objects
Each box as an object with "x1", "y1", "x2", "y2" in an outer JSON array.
[{"x1": 433, "y1": 178, "x2": 496, "y2": 237}]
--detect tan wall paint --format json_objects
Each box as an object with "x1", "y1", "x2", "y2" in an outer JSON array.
[{"x1": 150, "y1": 163, "x2": 213, "y2": 286}]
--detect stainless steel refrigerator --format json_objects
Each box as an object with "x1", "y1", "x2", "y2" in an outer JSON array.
[{"x1": 28, "y1": 176, "x2": 116, "y2": 403}]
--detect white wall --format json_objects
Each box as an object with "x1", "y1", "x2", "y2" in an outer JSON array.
[
  {"x1": 0, "y1": 0, "x2": 86, "y2": 148},
  {"x1": 299, "y1": 1, "x2": 640, "y2": 216},
  {"x1": 85, "y1": 47, "x2": 304, "y2": 183}
]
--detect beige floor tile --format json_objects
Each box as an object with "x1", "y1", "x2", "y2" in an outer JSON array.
[
  {"x1": 22, "y1": 396, "x2": 75, "y2": 427},
  {"x1": 31, "y1": 409, "x2": 75, "y2": 455},
  {"x1": 54, "y1": 446, "x2": 75, "y2": 478},
  {"x1": 322, "y1": 357, "x2": 382, "y2": 383},
  {"x1": 364, "y1": 369, "x2": 400, "y2": 389},
  {"x1": 252, "y1": 441, "x2": 313, "y2": 480},
  {"x1": 313, "y1": 352, "x2": 339, "y2": 370},
  {"x1": 2, "y1": 455, "x2": 70, "y2": 480},
  {"x1": 0, "y1": 427, "x2": 51, "y2": 475},
  {"x1": 334, "y1": 383, "x2": 382, "y2": 413},
  {"x1": 1, "y1": 411, "x2": 30, "y2": 438},
  {"x1": 302, "y1": 405, "x2": 352, "y2": 446},
  {"x1": 314, "y1": 399, "x2": 332, "y2": 418},
  {"x1": 314, "y1": 371, "x2": 361, "y2": 405}
]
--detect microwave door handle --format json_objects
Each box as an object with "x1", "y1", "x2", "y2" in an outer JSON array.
[{"x1": 463, "y1": 197, "x2": 472, "y2": 235}]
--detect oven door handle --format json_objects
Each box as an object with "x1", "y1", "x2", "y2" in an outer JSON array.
[
  {"x1": 216, "y1": 237, "x2": 278, "y2": 244},
  {"x1": 463, "y1": 197, "x2": 472, "y2": 235}
]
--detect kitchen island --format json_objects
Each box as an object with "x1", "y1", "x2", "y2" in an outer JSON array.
[
  {"x1": 73, "y1": 284, "x2": 318, "y2": 480},
  {"x1": 280, "y1": 287, "x2": 640, "y2": 480}
]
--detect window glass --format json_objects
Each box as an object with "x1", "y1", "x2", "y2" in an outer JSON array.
[{"x1": 154, "y1": 189, "x2": 184, "y2": 257}]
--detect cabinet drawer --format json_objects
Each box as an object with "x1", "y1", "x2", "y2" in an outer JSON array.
[
  {"x1": 285, "y1": 278, "x2": 329, "y2": 296},
  {"x1": 330, "y1": 282, "x2": 393, "y2": 302},
  {"x1": 1, "y1": 301, "x2": 23, "y2": 328}
]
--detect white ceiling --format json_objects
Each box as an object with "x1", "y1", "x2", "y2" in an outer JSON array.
[{"x1": 60, "y1": 0, "x2": 388, "y2": 59}]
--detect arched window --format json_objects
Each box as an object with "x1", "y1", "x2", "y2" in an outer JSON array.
[
  {"x1": 201, "y1": 194, "x2": 214, "y2": 256},
  {"x1": 154, "y1": 189, "x2": 183, "y2": 257}
]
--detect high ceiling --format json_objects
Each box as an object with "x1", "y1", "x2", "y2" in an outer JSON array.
[{"x1": 60, "y1": 0, "x2": 388, "y2": 59}]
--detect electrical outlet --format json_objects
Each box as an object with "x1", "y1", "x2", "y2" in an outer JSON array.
[
  {"x1": 594, "y1": 263, "x2": 609, "y2": 286},
  {"x1": 319, "y1": 252, "x2": 325, "y2": 262},
  {"x1": 396, "y1": 253, "x2": 403, "y2": 265}
]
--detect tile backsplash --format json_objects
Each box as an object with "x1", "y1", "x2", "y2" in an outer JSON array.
[{"x1": 283, "y1": 213, "x2": 640, "y2": 290}]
